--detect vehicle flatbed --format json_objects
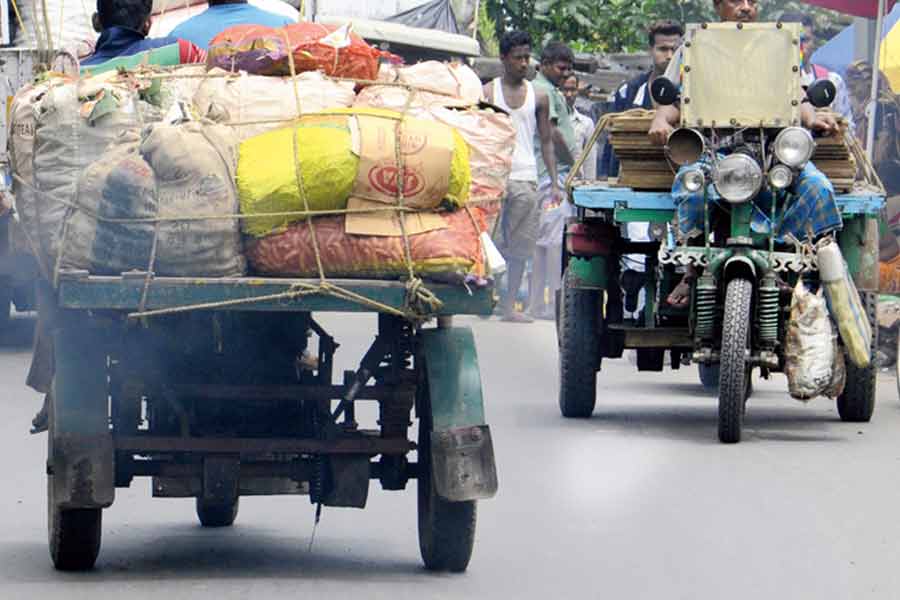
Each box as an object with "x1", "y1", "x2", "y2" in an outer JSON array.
[{"x1": 56, "y1": 270, "x2": 494, "y2": 316}]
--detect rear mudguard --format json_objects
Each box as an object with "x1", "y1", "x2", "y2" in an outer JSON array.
[
  {"x1": 49, "y1": 312, "x2": 115, "y2": 509},
  {"x1": 565, "y1": 256, "x2": 608, "y2": 290},
  {"x1": 419, "y1": 326, "x2": 498, "y2": 502}
]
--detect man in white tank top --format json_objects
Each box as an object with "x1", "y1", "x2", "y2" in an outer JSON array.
[{"x1": 483, "y1": 31, "x2": 559, "y2": 323}]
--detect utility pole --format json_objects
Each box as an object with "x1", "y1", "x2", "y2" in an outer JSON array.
[{"x1": 853, "y1": 17, "x2": 876, "y2": 62}]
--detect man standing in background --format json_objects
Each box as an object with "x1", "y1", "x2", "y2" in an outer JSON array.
[
  {"x1": 562, "y1": 73, "x2": 597, "y2": 181},
  {"x1": 527, "y1": 72, "x2": 597, "y2": 320},
  {"x1": 595, "y1": 21, "x2": 683, "y2": 319},
  {"x1": 600, "y1": 20, "x2": 684, "y2": 178},
  {"x1": 532, "y1": 41, "x2": 577, "y2": 179},
  {"x1": 169, "y1": 0, "x2": 293, "y2": 48},
  {"x1": 483, "y1": 31, "x2": 558, "y2": 323}
]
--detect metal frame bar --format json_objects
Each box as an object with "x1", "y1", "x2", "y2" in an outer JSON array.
[{"x1": 115, "y1": 435, "x2": 414, "y2": 455}]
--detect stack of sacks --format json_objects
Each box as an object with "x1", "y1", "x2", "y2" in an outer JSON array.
[
  {"x1": 208, "y1": 23, "x2": 383, "y2": 79},
  {"x1": 11, "y1": 66, "x2": 211, "y2": 270},
  {"x1": 8, "y1": 78, "x2": 68, "y2": 268},
  {"x1": 238, "y1": 107, "x2": 487, "y2": 282},
  {"x1": 194, "y1": 69, "x2": 356, "y2": 140},
  {"x1": 29, "y1": 77, "x2": 163, "y2": 269},
  {"x1": 62, "y1": 122, "x2": 245, "y2": 277},
  {"x1": 132, "y1": 64, "x2": 210, "y2": 112},
  {"x1": 355, "y1": 62, "x2": 516, "y2": 207}
]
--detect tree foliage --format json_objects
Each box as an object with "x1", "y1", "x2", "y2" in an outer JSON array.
[{"x1": 484, "y1": 0, "x2": 852, "y2": 55}]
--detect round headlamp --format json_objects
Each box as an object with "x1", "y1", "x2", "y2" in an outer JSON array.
[
  {"x1": 773, "y1": 127, "x2": 815, "y2": 168},
  {"x1": 713, "y1": 154, "x2": 763, "y2": 204},
  {"x1": 680, "y1": 169, "x2": 706, "y2": 193},
  {"x1": 768, "y1": 164, "x2": 794, "y2": 190}
]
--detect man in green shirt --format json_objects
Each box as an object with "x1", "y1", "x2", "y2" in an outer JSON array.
[{"x1": 532, "y1": 41, "x2": 577, "y2": 182}]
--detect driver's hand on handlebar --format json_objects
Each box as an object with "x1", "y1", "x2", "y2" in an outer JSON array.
[
  {"x1": 648, "y1": 116, "x2": 673, "y2": 146},
  {"x1": 808, "y1": 112, "x2": 839, "y2": 137}
]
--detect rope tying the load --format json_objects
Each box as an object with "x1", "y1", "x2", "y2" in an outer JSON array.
[{"x1": 19, "y1": 62, "x2": 500, "y2": 322}]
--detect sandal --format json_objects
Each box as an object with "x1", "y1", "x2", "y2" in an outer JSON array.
[{"x1": 30, "y1": 395, "x2": 49, "y2": 435}]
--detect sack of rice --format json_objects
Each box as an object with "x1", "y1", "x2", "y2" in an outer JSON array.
[
  {"x1": 355, "y1": 83, "x2": 515, "y2": 203},
  {"x1": 32, "y1": 78, "x2": 160, "y2": 269},
  {"x1": 60, "y1": 121, "x2": 245, "y2": 277},
  {"x1": 245, "y1": 208, "x2": 486, "y2": 282},
  {"x1": 237, "y1": 108, "x2": 471, "y2": 237},
  {"x1": 194, "y1": 69, "x2": 356, "y2": 140},
  {"x1": 374, "y1": 61, "x2": 484, "y2": 106}
]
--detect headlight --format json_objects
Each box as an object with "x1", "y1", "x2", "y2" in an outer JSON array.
[
  {"x1": 680, "y1": 169, "x2": 705, "y2": 193},
  {"x1": 713, "y1": 154, "x2": 763, "y2": 203},
  {"x1": 773, "y1": 127, "x2": 815, "y2": 168},
  {"x1": 768, "y1": 164, "x2": 794, "y2": 190}
]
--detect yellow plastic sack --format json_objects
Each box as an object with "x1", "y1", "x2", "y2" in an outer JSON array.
[
  {"x1": 237, "y1": 108, "x2": 470, "y2": 237},
  {"x1": 818, "y1": 239, "x2": 873, "y2": 368}
]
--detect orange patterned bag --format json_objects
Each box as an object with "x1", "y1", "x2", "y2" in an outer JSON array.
[
  {"x1": 208, "y1": 23, "x2": 383, "y2": 79},
  {"x1": 246, "y1": 209, "x2": 486, "y2": 282}
]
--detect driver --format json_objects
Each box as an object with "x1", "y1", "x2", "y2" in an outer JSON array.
[{"x1": 649, "y1": 0, "x2": 843, "y2": 307}]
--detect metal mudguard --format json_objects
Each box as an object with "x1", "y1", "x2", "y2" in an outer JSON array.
[
  {"x1": 566, "y1": 256, "x2": 608, "y2": 290},
  {"x1": 419, "y1": 327, "x2": 498, "y2": 501},
  {"x1": 50, "y1": 313, "x2": 115, "y2": 509}
]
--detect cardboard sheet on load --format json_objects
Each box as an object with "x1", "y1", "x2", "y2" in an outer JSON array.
[
  {"x1": 351, "y1": 114, "x2": 454, "y2": 207},
  {"x1": 345, "y1": 197, "x2": 447, "y2": 236}
]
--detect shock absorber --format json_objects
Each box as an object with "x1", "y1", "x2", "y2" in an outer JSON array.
[
  {"x1": 758, "y1": 274, "x2": 779, "y2": 348},
  {"x1": 694, "y1": 274, "x2": 717, "y2": 341}
]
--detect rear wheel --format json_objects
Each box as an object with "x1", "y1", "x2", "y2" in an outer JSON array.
[
  {"x1": 838, "y1": 291, "x2": 877, "y2": 422},
  {"x1": 196, "y1": 497, "x2": 239, "y2": 527},
  {"x1": 417, "y1": 385, "x2": 476, "y2": 572},
  {"x1": 47, "y1": 398, "x2": 102, "y2": 571},
  {"x1": 558, "y1": 268, "x2": 600, "y2": 418},
  {"x1": 48, "y1": 499, "x2": 102, "y2": 571},
  {"x1": 718, "y1": 278, "x2": 753, "y2": 444}
]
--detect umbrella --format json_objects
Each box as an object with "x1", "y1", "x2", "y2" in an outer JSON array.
[
  {"x1": 811, "y1": 5, "x2": 900, "y2": 75},
  {"x1": 801, "y1": 0, "x2": 895, "y2": 18},
  {"x1": 880, "y1": 17, "x2": 900, "y2": 90}
]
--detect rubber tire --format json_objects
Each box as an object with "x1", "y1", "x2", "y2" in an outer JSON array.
[
  {"x1": 837, "y1": 291, "x2": 877, "y2": 423},
  {"x1": 417, "y1": 396, "x2": 476, "y2": 573},
  {"x1": 718, "y1": 278, "x2": 753, "y2": 444},
  {"x1": 558, "y1": 268, "x2": 600, "y2": 418},
  {"x1": 47, "y1": 397, "x2": 102, "y2": 571},
  {"x1": 196, "y1": 497, "x2": 239, "y2": 527},
  {"x1": 698, "y1": 363, "x2": 720, "y2": 390}
]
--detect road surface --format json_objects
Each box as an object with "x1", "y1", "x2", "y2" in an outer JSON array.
[{"x1": 1, "y1": 313, "x2": 899, "y2": 599}]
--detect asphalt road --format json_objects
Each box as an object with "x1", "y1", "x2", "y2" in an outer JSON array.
[{"x1": 1, "y1": 312, "x2": 900, "y2": 599}]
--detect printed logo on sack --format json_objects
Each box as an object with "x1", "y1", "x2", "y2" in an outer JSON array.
[
  {"x1": 399, "y1": 131, "x2": 428, "y2": 155},
  {"x1": 368, "y1": 165, "x2": 424, "y2": 198}
]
